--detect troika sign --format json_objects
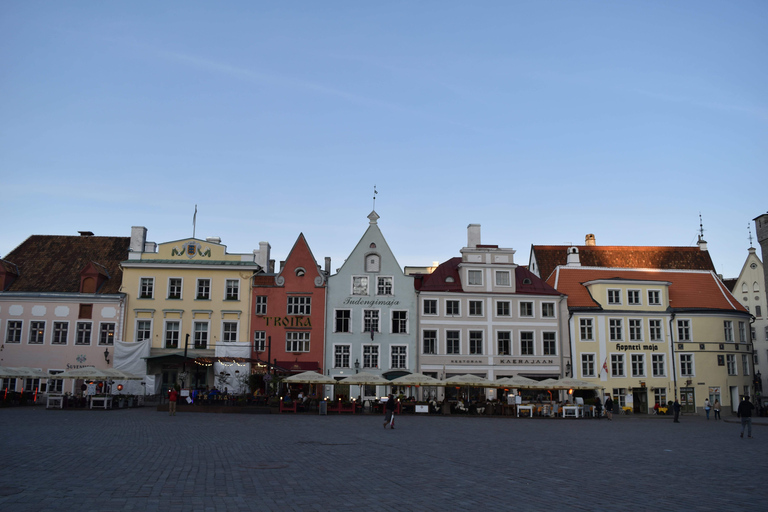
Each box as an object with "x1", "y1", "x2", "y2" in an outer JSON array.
[{"x1": 258, "y1": 316, "x2": 312, "y2": 328}]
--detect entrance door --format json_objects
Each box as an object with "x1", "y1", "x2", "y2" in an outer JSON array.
[
  {"x1": 680, "y1": 387, "x2": 696, "y2": 413},
  {"x1": 632, "y1": 388, "x2": 648, "y2": 414},
  {"x1": 162, "y1": 370, "x2": 178, "y2": 394}
]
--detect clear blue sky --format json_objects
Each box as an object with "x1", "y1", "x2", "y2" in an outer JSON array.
[{"x1": 1, "y1": 2, "x2": 766, "y2": 278}]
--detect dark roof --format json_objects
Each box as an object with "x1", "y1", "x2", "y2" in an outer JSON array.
[
  {"x1": 415, "y1": 257, "x2": 560, "y2": 295},
  {"x1": 531, "y1": 245, "x2": 716, "y2": 282},
  {"x1": 2, "y1": 235, "x2": 130, "y2": 294},
  {"x1": 721, "y1": 278, "x2": 738, "y2": 293}
]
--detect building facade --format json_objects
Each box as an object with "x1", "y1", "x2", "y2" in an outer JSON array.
[
  {"x1": 120, "y1": 227, "x2": 269, "y2": 394},
  {"x1": 0, "y1": 232, "x2": 130, "y2": 395},
  {"x1": 324, "y1": 211, "x2": 417, "y2": 400},
  {"x1": 251, "y1": 233, "x2": 326, "y2": 395},
  {"x1": 415, "y1": 225, "x2": 568, "y2": 401}
]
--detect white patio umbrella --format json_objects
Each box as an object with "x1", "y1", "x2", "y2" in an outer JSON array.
[
  {"x1": 337, "y1": 372, "x2": 392, "y2": 386},
  {"x1": 0, "y1": 366, "x2": 49, "y2": 379},
  {"x1": 389, "y1": 372, "x2": 443, "y2": 387},
  {"x1": 55, "y1": 367, "x2": 116, "y2": 380},
  {"x1": 495, "y1": 375, "x2": 540, "y2": 389},
  {"x1": 556, "y1": 377, "x2": 600, "y2": 390},
  {"x1": 442, "y1": 374, "x2": 495, "y2": 387},
  {"x1": 282, "y1": 371, "x2": 336, "y2": 385},
  {"x1": 535, "y1": 378, "x2": 561, "y2": 389},
  {"x1": 102, "y1": 368, "x2": 144, "y2": 381}
]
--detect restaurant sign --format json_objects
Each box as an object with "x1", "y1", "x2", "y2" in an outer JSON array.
[
  {"x1": 261, "y1": 316, "x2": 311, "y2": 327},
  {"x1": 497, "y1": 359, "x2": 555, "y2": 365},
  {"x1": 614, "y1": 344, "x2": 661, "y2": 351}
]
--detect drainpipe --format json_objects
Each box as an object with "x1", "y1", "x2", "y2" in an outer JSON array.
[{"x1": 668, "y1": 310, "x2": 677, "y2": 401}]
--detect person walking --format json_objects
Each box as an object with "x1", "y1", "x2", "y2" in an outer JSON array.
[
  {"x1": 704, "y1": 398, "x2": 711, "y2": 420},
  {"x1": 383, "y1": 394, "x2": 396, "y2": 429},
  {"x1": 713, "y1": 399, "x2": 721, "y2": 420},
  {"x1": 604, "y1": 394, "x2": 614, "y2": 421},
  {"x1": 673, "y1": 397, "x2": 681, "y2": 423},
  {"x1": 737, "y1": 395, "x2": 755, "y2": 438},
  {"x1": 168, "y1": 387, "x2": 179, "y2": 416}
]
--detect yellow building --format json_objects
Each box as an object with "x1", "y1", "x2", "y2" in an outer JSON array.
[{"x1": 119, "y1": 227, "x2": 270, "y2": 393}]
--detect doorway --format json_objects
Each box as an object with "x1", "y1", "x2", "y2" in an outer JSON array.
[
  {"x1": 632, "y1": 387, "x2": 648, "y2": 414},
  {"x1": 680, "y1": 387, "x2": 696, "y2": 413}
]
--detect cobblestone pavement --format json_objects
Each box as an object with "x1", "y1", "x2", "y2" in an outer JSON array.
[{"x1": 0, "y1": 407, "x2": 765, "y2": 512}]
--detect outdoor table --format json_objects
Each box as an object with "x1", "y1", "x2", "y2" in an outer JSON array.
[
  {"x1": 517, "y1": 405, "x2": 534, "y2": 417},
  {"x1": 46, "y1": 395, "x2": 64, "y2": 409},
  {"x1": 90, "y1": 396, "x2": 112, "y2": 409},
  {"x1": 562, "y1": 405, "x2": 580, "y2": 418}
]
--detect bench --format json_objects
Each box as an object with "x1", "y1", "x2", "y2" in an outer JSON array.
[{"x1": 279, "y1": 401, "x2": 297, "y2": 413}]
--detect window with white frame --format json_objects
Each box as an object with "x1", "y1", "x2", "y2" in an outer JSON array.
[
  {"x1": 649, "y1": 319, "x2": 663, "y2": 342},
  {"x1": 652, "y1": 354, "x2": 665, "y2": 377},
  {"x1": 168, "y1": 278, "x2": 182, "y2": 299},
  {"x1": 423, "y1": 330, "x2": 437, "y2": 354},
  {"x1": 724, "y1": 321, "x2": 734, "y2": 342},
  {"x1": 613, "y1": 388, "x2": 627, "y2": 408},
  {"x1": 196, "y1": 278, "x2": 210, "y2": 300},
  {"x1": 497, "y1": 331, "x2": 511, "y2": 356},
  {"x1": 225, "y1": 279, "x2": 239, "y2": 300},
  {"x1": 391, "y1": 346, "x2": 407, "y2": 369},
  {"x1": 446, "y1": 300, "x2": 460, "y2": 316},
  {"x1": 520, "y1": 331, "x2": 534, "y2": 356},
  {"x1": 136, "y1": 320, "x2": 151, "y2": 342},
  {"x1": 253, "y1": 331, "x2": 266, "y2": 352},
  {"x1": 607, "y1": 289, "x2": 621, "y2": 305},
  {"x1": 580, "y1": 318, "x2": 594, "y2": 341},
  {"x1": 738, "y1": 321, "x2": 746, "y2": 343},
  {"x1": 680, "y1": 354, "x2": 694, "y2": 376},
  {"x1": 75, "y1": 322, "x2": 92, "y2": 345},
  {"x1": 468, "y1": 270, "x2": 483, "y2": 286},
  {"x1": 193, "y1": 321, "x2": 208, "y2": 349},
  {"x1": 377, "y1": 276, "x2": 393, "y2": 295},
  {"x1": 392, "y1": 311, "x2": 408, "y2": 334},
  {"x1": 629, "y1": 319, "x2": 643, "y2": 341},
  {"x1": 287, "y1": 296, "x2": 311, "y2": 315},
  {"x1": 48, "y1": 370, "x2": 64, "y2": 393},
  {"x1": 677, "y1": 319, "x2": 691, "y2": 341},
  {"x1": 255, "y1": 296, "x2": 267, "y2": 315},
  {"x1": 611, "y1": 354, "x2": 625, "y2": 377},
  {"x1": 581, "y1": 354, "x2": 596, "y2": 377},
  {"x1": 140, "y1": 277, "x2": 154, "y2": 299},
  {"x1": 648, "y1": 290, "x2": 661, "y2": 305},
  {"x1": 654, "y1": 388, "x2": 667, "y2": 407},
  {"x1": 363, "y1": 344, "x2": 379, "y2": 368},
  {"x1": 542, "y1": 303, "x2": 555, "y2": 318},
  {"x1": 726, "y1": 354, "x2": 737, "y2": 376},
  {"x1": 423, "y1": 299, "x2": 437, "y2": 315},
  {"x1": 496, "y1": 301, "x2": 510, "y2": 317},
  {"x1": 6, "y1": 320, "x2": 22, "y2": 343},
  {"x1": 543, "y1": 332, "x2": 557, "y2": 356},
  {"x1": 99, "y1": 323, "x2": 115, "y2": 345},
  {"x1": 334, "y1": 309, "x2": 351, "y2": 333},
  {"x1": 29, "y1": 321, "x2": 45, "y2": 344},
  {"x1": 469, "y1": 300, "x2": 483, "y2": 316},
  {"x1": 469, "y1": 331, "x2": 483, "y2": 354},
  {"x1": 223, "y1": 322, "x2": 238, "y2": 342},
  {"x1": 335, "y1": 345, "x2": 350, "y2": 368},
  {"x1": 495, "y1": 271, "x2": 511, "y2": 286},
  {"x1": 286, "y1": 332, "x2": 310, "y2": 352},
  {"x1": 627, "y1": 290, "x2": 641, "y2": 305},
  {"x1": 52, "y1": 322, "x2": 69, "y2": 345},
  {"x1": 446, "y1": 331, "x2": 460, "y2": 354},
  {"x1": 363, "y1": 310, "x2": 379, "y2": 334},
  {"x1": 352, "y1": 276, "x2": 368, "y2": 295},
  {"x1": 519, "y1": 302, "x2": 533, "y2": 317},
  {"x1": 631, "y1": 354, "x2": 645, "y2": 377},
  {"x1": 165, "y1": 321, "x2": 180, "y2": 348},
  {"x1": 609, "y1": 319, "x2": 623, "y2": 341},
  {"x1": 742, "y1": 354, "x2": 750, "y2": 376}
]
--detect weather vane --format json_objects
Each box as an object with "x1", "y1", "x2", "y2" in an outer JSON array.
[
  {"x1": 373, "y1": 185, "x2": 378, "y2": 211},
  {"x1": 748, "y1": 223, "x2": 754, "y2": 248}
]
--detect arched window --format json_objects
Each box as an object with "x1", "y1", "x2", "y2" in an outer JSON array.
[
  {"x1": 742, "y1": 283, "x2": 748, "y2": 293},
  {"x1": 754, "y1": 281, "x2": 760, "y2": 292}
]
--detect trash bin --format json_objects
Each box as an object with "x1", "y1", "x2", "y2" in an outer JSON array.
[{"x1": 319, "y1": 400, "x2": 327, "y2": 415}]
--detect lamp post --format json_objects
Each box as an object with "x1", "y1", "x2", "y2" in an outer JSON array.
[
  {"x1": 354, "y1": 359, "x2": 360, "y2": 374},
  {"x1": 565, "y1": 361, "x2": 571, "y2": 377},
  {"x1": 104, "y1": 347, "x2": 110, "y2": 364}
]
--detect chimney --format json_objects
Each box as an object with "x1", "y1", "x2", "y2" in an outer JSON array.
[
  {"x1": 467, "y1": 224, "x2": 481, "y2": 248},
  {"x1": 130, "y1": 226, "x2": 147, "y2": 253},
  {"x1": 280, "y1": 260, "x2": 286, "y2": 271},
  {"x1": 697, "y1": 236, "x2": 708, "y2": 252},
  {"x1": 206, "y1": 236, "x2": 221, "y2": 244},
  {"x1": 585, "y1": 234, "x2": 596, "y2": 246},
  {"x1": 566, "y1": 246, "x2": 581, "y2": 266},
  {"x1": 255, "y1": 241, "x2": 271, "y2": 270},
  {"x1": 78, "y1": 231, "x2": 94, "y2": 237},
  {"x1": 324, "y1": 257, "x2": 331, "y2": 275}
]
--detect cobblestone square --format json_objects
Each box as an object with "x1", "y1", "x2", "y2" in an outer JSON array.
[{"x1": 0, "y1": 407, "x2": 764, "y2": 511}]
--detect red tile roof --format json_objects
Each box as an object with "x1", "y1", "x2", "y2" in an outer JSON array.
[
  {"x1": 1, "y1": 235, "x2": 130, "y2": 294},
  {"x1": 531, "y1": 245, "x2": 716, "y2": 282},
  {"x1": 547, "y1": 267, "x2": 748, "y2": 313}
]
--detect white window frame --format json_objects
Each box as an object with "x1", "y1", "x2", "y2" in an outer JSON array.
[
  {"x1": 607, "y1": 289, "x2": 622, "y2": 305},
  {"x1": 135, "y1": 319, "x2": 152, "y2": 342},
  {"x1": 520, "y1": 331, "x2": 534, "y2": 356},
  {"x1": 495, "y1": 270, "x2": 511, "y2": 287},
  {"x1": 446, "y1": 330, "x2": 460, "y2": 355},
  {"x1": 52, "y1": 321, "x2": 69, "y2": 345},
  {"x1": 168, "y1": 277, "x2": 183, "y2": 299},
  {"x1": 363, "y1": 344, "x2": 379, "y2": 368},
  {"x1": 541, "y1": 302, "x2": 556, "y2": 318},
  {"x1": 376, "y1": 276, "x2": 393, "y2": 296},
  {"x1": 255, "y1": 296, "x2": 267, "y2": 315},
  {"x1": 543, "y1": 332, "x2": 557, "y2": 356},
  {"x1": 363, "y1": 309, "x2": 380, "y2": 335},
  {"x1": 651, "y1": 354, "x2": 666, "y2": 377},
  {"x1": 286, "y1": 331, "x2": 310, "y2": 352},
  {"x1": 581, "y1": 353, "x2": 596, "y2": 378},
  {"x1": 467, "y1": 269, "x2": 483, "y2": 286},
  {"x1": 519, "y1": 301, "x2": 534, "y2": 318},
  {"x1": 423, "y1": 299, "x2": 438, "y2": 316},
  {"x1": 680, "y1": 353, "x2": 694, "y2": 377},
  {"x1": 446, "y1": 300, "x2": 460, "y2": 316},
  {"x1": 253, "y1": 331, "x2": 266, "y2": 352},
  {"x1": 28, "y1": 321, "x2": 45, "y2": 344},
  {"x1": 648, "y1": 289, "x2": 661, "y2": 305},
  {"x1": 225, "y1": 279, "x2": 240, "y2": 301},
  {"x1": 496, "y1": 300, "x2": 511, "y2": 317},
  {"x1": 139, "y1": 277, "x2": 154, "y2": 299},
  {"x1": 627, "y1": 289, "x2": 641, "y2": 305},
  {"x1": 352, "y1": 276, "x2": 369, "y2": 296},
  {"x1": 334, "y1": 309, "x2": 351, "y2": 333},
  {"x1": 609, "y1": 318, "x2": 623, "y2": 341},
  {"x1": 649, "y1": 319, "x2": 663, "y2": 342},
  {"x1": 390, "y1": 345, "x2": 408, "y2": 369},
  {"x1": 196, "y1": 278, "x2": 211, "y2": 300},
  {"x1": 468, "y1": 300, "x2": 483, "y2": 317},
  {"x1": 497, "y1": 331, "x2": 511, "y2": 356},
  {"x1": 164, "y1": 320, "x2": 181, "y2": 349},
  {"x1": 631, "y1": 354, "x2": 645, "y2": 377},
  {"x1": 222, "y1": 321, "x2": 239, "y2": 342},
  {"x1": 98, "y1": 322, "x2": 116, "y2": 346},
  {"x1": 287, "y1": 296, "x2": 311, "y2": 315},
  {"x1": 629, "y1": 319, "x2": 643, "y2": 342},
  {"x1": 724, "y1": 321, "x2": 734, "y2": 342},
  {"x1": 6, "y1": 320, "x2": 22, "y2": 343},
  {"x1": 391, "y1": 310, "x2": 408, "y2": 334},
  {"x1": 677, "y1": 319, "x2": 692, "y2": 342},
  {"x1": 580, "y1": 318, "x2": 594, "y2": 341},
  {"x1": 611, "y1": 353, "x2": 625, "y2": 377},
  {"x1": 334, "y1": 344, "x2": 351, "y2": 368},
  {"x1": 422, "y1": 330, "x2": 437, "y2": 355},
  {"x1": 75, "y1": 321, "x2": 92, "y2": 346},
  {"x1": 193, "y1": 320, "x2": 209, "y2": 349},
  {"x1": 726, "y1": 354, "x2": 737, "y2": 376}
]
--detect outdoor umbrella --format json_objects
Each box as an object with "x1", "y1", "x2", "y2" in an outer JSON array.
[
  {"x1": 337, "y1": 372, "x2": 392, "y2": 386},
  {"x1": 103, "y1": 368, "x2": 144, "y2": 380},
  {"x1": 0, "y1": 366, "x2": 49, "y2": 379},
  {"x1": 442, "y1": 374, "x2": 495, "y2": 387},
  {"x1": 55, "y1": 367, "x2": 116, "y2": 380},
  {"x1": 495, "y1": 375, "x2": 540, "y2": 389},
  {"x1": 389, "y1": 372, "x2": 443, "y2": 387},
  {"x1": 535, "y1": 378, "x2": 561, "y2": 389},
  {"x1": 556, "y1": 377, "x2": 599, "y2": 390},
  {"x1": 282, "y1": 371, "x2": 336, "y2": 385}
]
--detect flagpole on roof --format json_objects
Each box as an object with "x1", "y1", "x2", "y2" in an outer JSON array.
[
  {"x1": 193, "y1": 205, "x2": 197, "y2": 239},
  {"x1": 372, "y1": 185, "x2": 377, "y2": 211}
]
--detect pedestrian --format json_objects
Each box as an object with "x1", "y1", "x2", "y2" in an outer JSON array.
[
  {"x1": 604, "y1": 394, "x2": 614, "y2": 421},
  {"x1": 737, "y1": 395, "x2": 755, "y2": 438},
  {"x1": 704, "y1": 398, "x2": 711, "y2": 420},
  {"x1": 713, "y1": 399, "x2": 721, "y2": 420},
  {"x1": 168, "y1": 387, "x2": 179, "y2": 416},
  {"x1": 673, "y1": 398, "x2": 681, "y2": 423},
  {"x1": 383, "y1": 394, "x2": 396, "y2": 429},
  {"x1": 594, "y1": 396, "x2": 603, "y2": 419}
]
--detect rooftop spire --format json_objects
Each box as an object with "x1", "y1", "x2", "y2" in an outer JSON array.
[{"x1": 749, "y1": 223, "x2": 754, "y2": 248}]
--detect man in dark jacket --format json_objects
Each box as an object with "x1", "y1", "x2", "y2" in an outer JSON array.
[
  {"x1": 673, "y1": 398, "x2": 681, "y2": 423},
  {"x1": 383, "y1": 394, "x2": 396, "y2": 429},
  {"x1": 604, "y1": 394, "x2": 613, "y2": 421},
  {"x1": 737, "y1": 396, "x2": 755, "y2": 438}
]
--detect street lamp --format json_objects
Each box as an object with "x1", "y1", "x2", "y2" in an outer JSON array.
[
  {"x1": 565, "y1": 361, "x2": 571, "y2": 377},
  {"x1": 103, "y1": 347, "x2": 110, "y2": 364},
  {"x1": 354, "y1": 359, "x2": 360, "y2": 374}
]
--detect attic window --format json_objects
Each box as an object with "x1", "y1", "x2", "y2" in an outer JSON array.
[
  {"x1": 295, "y1": 268, "x2": 306, "y2": 277},
  {"x1": 523, "y1": 278, "x2": 532, "y2": 284},
  {"x1": 445, "y1": 277, "x2": 454, "y2": 283},
  {"x1": 369, "y1": 243, "x2": 376, "y2": 249}
]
